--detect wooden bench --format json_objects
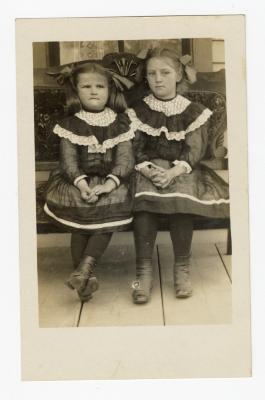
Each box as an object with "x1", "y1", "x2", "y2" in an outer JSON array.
[{"x1": 34, "y1": 60, "x2": 231, "y2": 254}]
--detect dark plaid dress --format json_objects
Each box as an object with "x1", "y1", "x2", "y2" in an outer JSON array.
[
  {"x1": 127, "y1": 94, "x2": 229, "y2": 218},
  {"x1": 44, "y1": 108, "x2": 135, "y2": 234}
]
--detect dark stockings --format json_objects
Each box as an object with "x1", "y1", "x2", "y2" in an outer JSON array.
[
  {"x1": 133, "y1": 212, "x2": 158, "y2": 261},
  {"x1": 133, "y1": 212, "x2": 193, "y2": 262},
  {"x1": 70, "y1": 232, "x2": 113, "y2": 268},
  {"x1": 169, "y1": 213, "x2": 193, "y2": 262}
]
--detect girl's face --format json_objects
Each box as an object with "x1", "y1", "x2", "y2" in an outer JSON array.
[
  {"x1": 146, "y1": 57, "x2": 180, "y2": 100},
  {"x1": 76, "y1": 72, "x2": 109, "y2": 111}
]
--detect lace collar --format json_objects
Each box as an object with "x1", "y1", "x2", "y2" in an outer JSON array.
[
  {"x1": 126, "y1": 107, "x2": 212, "y2": 141},
  {"x1": 143, "y1": 94, "x2": 191, "y2": 116},
  {"x1": 53, "y1": 112, "x2": 136, "y2": 154},
  {"x1": 75, "y1": 107, "x2": 117, "y2": 127}
]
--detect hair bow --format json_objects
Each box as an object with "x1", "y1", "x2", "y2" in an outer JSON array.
[
  {"x1": 46, "y1": 64, "x2": 74, "y2": 86},
  {"x1": 179, "y1": 55, "x2": 197, "y2": 84},
  {"x1": 179, "y1": 54, "x2": 192, "y2": 66}
]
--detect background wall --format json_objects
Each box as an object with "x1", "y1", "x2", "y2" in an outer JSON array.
[
  {"x1": 192, "y1": 39, "x2": 225, "y2": 72},
  {"x1": 33, "y1": 39, "x2": 225, "y2": 86}
]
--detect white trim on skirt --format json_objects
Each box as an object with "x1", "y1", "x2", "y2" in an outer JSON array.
[
  {"x1": 44, "y1": 203, "x2": 133, "y2": 230},
  {"x1": 135, "y1": 191, "x2": 230, "y2": 205}
]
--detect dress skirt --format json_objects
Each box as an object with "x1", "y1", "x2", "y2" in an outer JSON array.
[
  {"x1": 133, "y1": 159, "x2": 230, "y2": 218},
  {"x1": 44, "y1": 169, "x2": 133, "y2": 234}
]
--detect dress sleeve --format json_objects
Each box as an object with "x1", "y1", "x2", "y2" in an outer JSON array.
[
  {"x1": 110, "y1": 140, "x2": 135, "y2": 183},
  {"x1": 179, "y1": 123, "x2": 209, "y2": 168},
  {"x1": 60, "y1": 138, "x2": 86, "y2": 184}
]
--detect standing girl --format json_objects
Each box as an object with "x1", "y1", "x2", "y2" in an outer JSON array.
[
  {"x1": 127, "y1": 48, "x2": 230, "y2": 304},
  {"x1": 44, "y1": 62, "x2": 135, "y2": 302}
]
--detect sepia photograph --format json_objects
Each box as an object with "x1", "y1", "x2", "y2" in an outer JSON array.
[
  {"x1": 16, "y1": 15, "x2": 250, "y2": 380},
  {"x1": 34, "y1": 38, "x2": 231, "y2": 328}
]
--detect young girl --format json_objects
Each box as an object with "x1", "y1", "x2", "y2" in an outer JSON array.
[
  {"x1": 44, "y1": 62, "x2": 135, "y2": 302},
  {"x1": 127, "y1": 47, "x2": 230, "y2": 304}
]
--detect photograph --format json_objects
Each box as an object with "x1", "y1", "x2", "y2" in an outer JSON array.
[
  {"x1": 34, "y1": 38, "x2": 231, "y2": 328},
  {"x1": 16, "y1": 15, "x2": 250, "y2": 380}
]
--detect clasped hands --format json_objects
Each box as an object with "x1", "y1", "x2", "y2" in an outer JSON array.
[
  {"x1": 77, "y1": 178, "x2": 116, "y2": 204},
  {"x1": 141, "y1": 164, "x2": 186, "y2": 189}
]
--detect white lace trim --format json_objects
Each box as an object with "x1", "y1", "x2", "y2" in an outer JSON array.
[
  {"x1": 54, "y1": 124, "x2": 98, "y2": 146},
  {"x1": 127, "y1": 108, "x2": 212, "y2": 141},
  {"x1": 53, "y1": 124, "x2": 135, "y2": 153},
  {"x1": 75, "y1": 107, "x2": 117, "y2": 126},
  {"x1": 143, "y1": 94, "x2": 191, "y2": 116}
]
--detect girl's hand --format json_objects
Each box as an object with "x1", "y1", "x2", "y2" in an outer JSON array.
[
  {"x1": 140, "y1": 165, "x2": 165, "y2": 181},
  {"x1": 76, "y1": 179, "x2": 98, "y2": 203},
  {"x1": 80, "y1": 189, "x2": 98, "y2": 203},
  {"x1": 151, "y1": 170, "x2": 173, "y2": 188},
  {"x1": 91, "y1": 179, "x2": 116, "y2": 196},
  {"x1": 86, "y1": 193, "x2": 99, "y2": 203},
  {"x1": 80, "y1": 188, "x2": 91, "y2": 202},
  {"x1": 90, "y1": 184, "x2": 105, "y2": 197},
  {"x1": 139, "y1": 166, "x2": 153, "y2": 180},
  {"x1": 152, "y1": 165, "x2": 186, "y2": 189}
]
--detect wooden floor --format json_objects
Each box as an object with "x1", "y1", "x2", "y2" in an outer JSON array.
[{"x1": 37, "y1": 230, "x2": 232, "y2": 328}]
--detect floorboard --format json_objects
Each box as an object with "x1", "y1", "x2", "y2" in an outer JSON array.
[
  {"x1": 79, "y1": 234, "x2": 164, "y2": 327},
  {"x1": 157, "y1": 232, "x2": 232, "y2": 325},
  {"x1": 38, "y1": 247, "x2": 82, "y2": 328},
  {"x1": 216, "y1": 242, "x2": 232, "y2": 282},
  {"x1": 37, "y1": 231, "x2": 232, "y2": 327}
]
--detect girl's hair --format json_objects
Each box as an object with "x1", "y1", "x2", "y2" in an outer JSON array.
[
  {"x1": 143, "y1": 47, "x2": 196, "y2": 95},
  {"x1": 65, "y1": 62, "x2": 127, "y2": 115}
]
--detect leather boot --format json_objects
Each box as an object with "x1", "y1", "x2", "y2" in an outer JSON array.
[
  {"x1": 66, "y1": 256, "x2": 98, "y2": 302},
  {"x1": 132, "y1": 259, "x2": 153, "y2": 304},
  {"x1": 173, "y1": 260, "x2": 192, "y2": 298}
]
